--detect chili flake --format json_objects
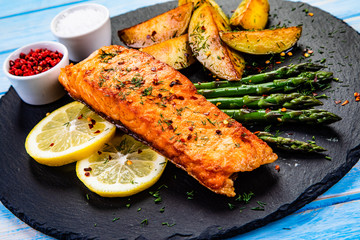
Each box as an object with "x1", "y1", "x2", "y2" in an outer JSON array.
[
  {"x1": 341, "y1": 100, "x2": 349, "y2": 106},
  {"x1": 354, "y1": 92, "x2": 360, "y2": 102},
  {"x1": 275, "y1": 165, "x2": 280, "y2": 172}
]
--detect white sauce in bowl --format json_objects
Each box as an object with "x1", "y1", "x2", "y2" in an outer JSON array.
[{"x1": 54, "y1": 7, "x2": 106, "y2": 37}]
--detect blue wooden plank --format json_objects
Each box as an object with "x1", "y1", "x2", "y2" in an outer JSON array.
[
  {"x1": 230, "y1": 199, "x2": 360, "y2": 239},
  {"x1": 0, "y1": 0, "x2": 88, "y2": 19},
  {"x1": 298, "y1": 163, "x2": 360, "y2": 212},
  {"x1": 345, "y1": 16, "x2": 360, "y2": 31},
  {"x1": 0, "y1": 202, "x2": 54, "y2": 240}
]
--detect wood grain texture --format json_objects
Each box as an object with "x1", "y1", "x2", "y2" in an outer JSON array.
[
  {"x1": 0, "y1": 0, "x2": 360, "y2": 239},
  {"x1": 232, "y1": 199, "x2": 360, "y2": 239}
]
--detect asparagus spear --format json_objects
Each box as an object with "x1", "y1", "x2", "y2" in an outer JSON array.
[
  {"x1": 255, "y1": 131, "x2": 326, "y2": 153},
  {"x1": 194, "y1": 63, "x2": 325, "y2": 89},
  {"x1": 197, "y1": 71, "x2": 333, "y2": 98},
  {"x1": 208, "y1": 93, "x2": 323, "y2": 109},
  {"x1": 223, "y1": 108, "x2": 341, "y2": 125}
]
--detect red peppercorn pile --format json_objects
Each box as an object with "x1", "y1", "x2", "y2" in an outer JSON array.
[{"x1": 8, "y1": 48, "x2": 63, "y2": 76}]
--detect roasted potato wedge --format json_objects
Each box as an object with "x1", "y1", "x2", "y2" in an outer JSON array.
[
  {"x1": 140, "y1": 34, "x2": 196, "y2": 70},
  {"x1": 220, "y1": 26, "x2": 302, "y2": 55},
  {"x1": 189, "y1": 4, "x2": 245, "y2": 80},
  {"x1": 230, "y1": 0, "x2": 270, "y2": 30},
  {"x1": 179, "y1": 0, "x2": 230, "y2": 25},
  {"x1": 118, "y1": 3, "x2": 194, "y2": 48}
]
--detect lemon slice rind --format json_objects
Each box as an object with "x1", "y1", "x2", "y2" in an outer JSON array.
[
  {"x1": 76, "y1": 134, "x2": 167, "y2": 197},
  {"x1": 25, "y1": 101, "x2": 116, "y2": 166}
]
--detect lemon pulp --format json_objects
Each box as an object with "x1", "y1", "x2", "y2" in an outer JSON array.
[
  {"x1": 76, "y1": 134, "x2": 167, "y2": 197},
  {"x1": 25, "y1": 101, "x2": 116, "y2": 166}
]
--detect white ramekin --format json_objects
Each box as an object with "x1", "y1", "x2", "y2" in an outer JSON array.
[
  {"x1": 3, "y1": 41, "x2": 69, "y2": 105},
  {"x1": 50, "y1": 3, "x2": 111, "y2": 62}
]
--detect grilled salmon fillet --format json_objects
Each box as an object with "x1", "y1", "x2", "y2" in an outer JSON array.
[{"x1": 59, "y1": 45, "x2": 277, "y2": 197}]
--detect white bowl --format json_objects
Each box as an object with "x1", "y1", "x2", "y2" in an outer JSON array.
[
  {"x1": 51, "y1": 3, "x2": 111, "y2": 62},
  {"x1": 3, "y1": 41, "x2": 69, "y2": 105}
]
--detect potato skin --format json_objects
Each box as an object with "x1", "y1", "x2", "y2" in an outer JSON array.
[
  {"x1": 118, "y1": 3, "x2": 194, "y2": 48},
  {"x1": 220, "y1": 26, "x2": 302, "y2": 55},
  {"x1": 188, "y1": 4, "x2": 245, "y2": 80},
  {"x1": 230, "y1": 0, "x2": 270, "y2": 30},
  {"x1": 178, "y1": 0, "x2": 230, "y2": 25},
  {"x1": 140, "y1": 34, "x2": 196, "y2": 70}
]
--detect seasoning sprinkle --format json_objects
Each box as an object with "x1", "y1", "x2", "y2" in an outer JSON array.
[{"x1": 341, "y1": 100, "x2": 349, "y2": 106}]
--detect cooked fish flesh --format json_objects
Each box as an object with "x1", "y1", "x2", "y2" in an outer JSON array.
[{"x1": 59, "y1": 45, "x2": 277, "y2": 197}]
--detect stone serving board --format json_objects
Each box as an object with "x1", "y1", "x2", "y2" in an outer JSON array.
[{"x1": 1, "y1": 0, "x2": 360, "y2": 239}]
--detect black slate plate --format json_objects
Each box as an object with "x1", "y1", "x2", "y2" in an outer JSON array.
[{"x1": 1, "y1": 0, "x2": 360, "y2": 239}]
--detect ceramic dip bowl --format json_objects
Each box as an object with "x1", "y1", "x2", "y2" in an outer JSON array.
[
  {"x1": 51, "y1": 3, "x2": 111, "y2": 62},
  {"x1": 3, "y1": 41, "x2": 69, "y2": 105}
]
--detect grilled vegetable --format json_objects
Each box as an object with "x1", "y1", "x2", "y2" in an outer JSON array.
[
  {"x1": 208, "y1": 93, "x2": 323, "y2": 109},
  {"x1": 197, "y1": 71, "x2": 333, "y2": 98},
  {"x1": 194, "y1": 63, "x2": 325, "y2": 89},
  {"x1": 255, "y1": 131, "x2": 326, "y2": 152},
  {"x1": 179, "y1": 0, "x2": 230, "y2": 25},
  {"x1": 118, "y1": 3, "x2": 194, "y2": 48},
  {"x1": 223, "y1": 108, "x2": 341, "y2": 125},
  {"x1": 188, "y1": 3, "x2": 245, "y2": 80},
  {"x1": 230, "y1": 0, "x2": 270, "y2": 30},
  {"x1": 140, "y1": 34, "x2": 196, "y2": 70},
  {"x1": 220, "y1": 26, "x2": 302, "y2": 55}
]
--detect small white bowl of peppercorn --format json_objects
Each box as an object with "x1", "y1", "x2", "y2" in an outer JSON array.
[{"x1": 3, "y1": 41, "x2": 69, "y2": 105}]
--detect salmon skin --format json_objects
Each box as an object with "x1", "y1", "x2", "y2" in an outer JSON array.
[{"x1": 59, "y1": 45, "x2": 277, "y2": 197}]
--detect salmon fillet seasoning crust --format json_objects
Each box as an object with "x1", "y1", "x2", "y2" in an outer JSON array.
[{"x1": 59, "y1": 45, "x2": 277, "y2": 197}]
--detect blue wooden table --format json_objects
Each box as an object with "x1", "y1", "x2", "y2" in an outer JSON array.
[{"x1": 1, "y1": 0, "x2": 359, "y2": 239}]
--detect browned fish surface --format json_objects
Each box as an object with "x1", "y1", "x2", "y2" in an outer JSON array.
[{"x1": 59, "y1": 45, "x2": 277, "y2": 197}]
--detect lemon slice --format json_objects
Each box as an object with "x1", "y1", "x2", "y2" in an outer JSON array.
[
  {"x1": 25, "y1": 101, "x2": 116, "y2": 166},
  {"x1": 76, "y1": 134, "x2": 167, "y2": 197}
]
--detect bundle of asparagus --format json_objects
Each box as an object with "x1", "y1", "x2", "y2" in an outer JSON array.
[{"x1": 195, "y1": 63, "x2": 341, "y2": 153}]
